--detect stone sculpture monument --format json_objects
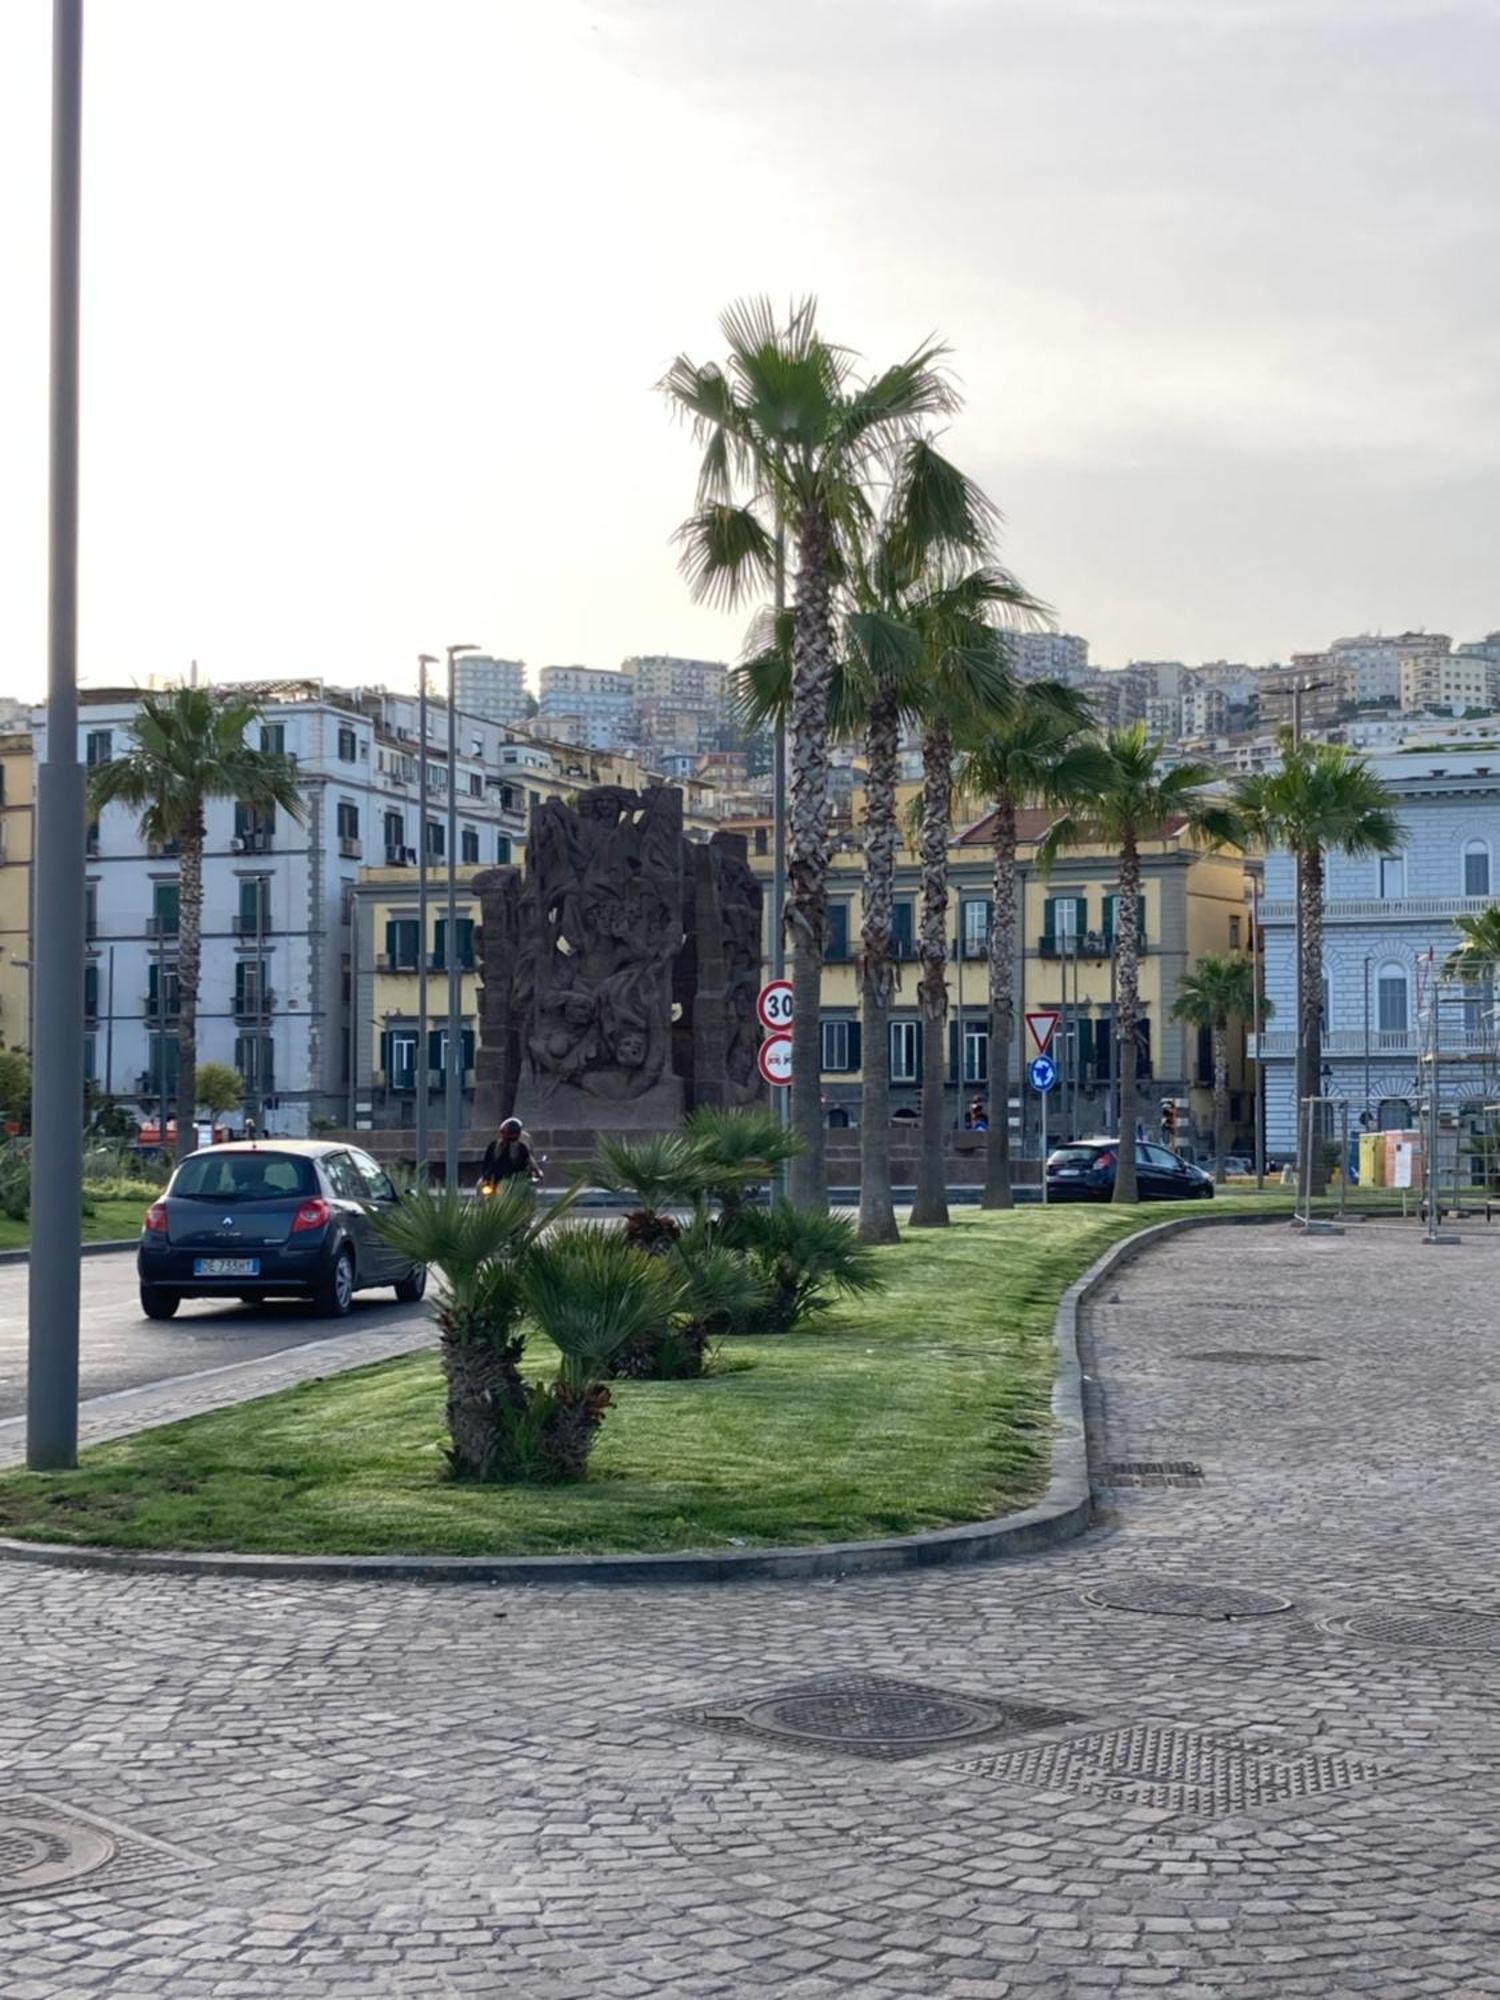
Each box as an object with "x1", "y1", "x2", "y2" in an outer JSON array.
[{"x1": 474, "y1": 785, "x2": 762, "y2": 1131}]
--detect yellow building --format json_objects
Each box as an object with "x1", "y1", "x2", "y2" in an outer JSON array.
[
  {"x1": 746, "y1": 806, "x2": 1260, "y2": 1159},
  {"x1": 0, "y1": 733, "x2": 33, "y2": 1055}
]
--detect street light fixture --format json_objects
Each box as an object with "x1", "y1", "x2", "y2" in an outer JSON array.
[{"x1": 444, "y1": 645, "x2": 479, "y2": 1189}]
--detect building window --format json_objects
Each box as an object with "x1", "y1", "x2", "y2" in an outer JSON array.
[
  {"x1": 890, "y1": 900, "x2": 914, "y2": 959},
  {"x1": 83, "y1": 962, "x2": 99, "y2": 1022},
  {"x1": 385, "y1": 918, "x2": 420, "y2": 970},
  {"x1": 1464, "y1": 840, "x2": 1491, "y2": 898},
  {"x1": 963, "y1": 1024, "x2": 989, "y2": 1084},
  {"x1": 1377, "y1": 966, "x2": 1409, "y2": 1036},
  {"x1": 238, "y1": 877, "x2": 271, "y2": 934},
  {"x1": 147, "y1": 1034, "x2": 179, "y2": 1096},
  {"x1": 425, "y1": 820, "x2": 444, "y2": 861},
  {"x1": 1378, "y1": 853, "x2": 1406, "y2": 900},
  {"x1": 1046, "y1": 895, "x2": 1085, "y2": 947},
  {"x1": 890, "y1": 1020, "x2": 921, "y2": 1083},
  {"x1": 461, "y1": 827, "x2": 480, "y2": 865},
  {"x1": 146, "y1": 961, "x2": 181, "y2": 1020},
  {"x1": 235, "y1": 960, "x2": 269, "y2": 1016},
  {"x1": 961, "y1": 898, "x2": 992, "y2": 960},
  {"x1": 152, "y1": 881, "x2": 179, "y2": 936},
  {"x1": 821, "y1": 1019, "x2": 861, "y2": 1073},
  {"x1": 336, "y1": 800, "x2": 359, "y2": 842},
  {"x1": 468, "y1": 773, "x2": 483, "y2": 798},
  {"x1": 497, "y1": 835, "x2": 512, "y2": 864},
  {"x1": 383, "y1": 810, "x2": 406, "y2": 859},
  {"x1": 826, "y1": 903, "x2": 851, "y2": 961},
  {"x1": 85, "y1": 882, "x2": 98, "y2": 939},
  {"x1": 234, "y1": 1033, "x2": 275, "y2": 1091},
  {"x1": 384, "y1": 1030, "x2": 418, "y2": 1091},
  {"x1": 83, "y1": 1034, "x2": 96, "y2": 1085},
  {"x1": 1228, "y1": 915, "x2": 1242, "y2": 949},
  {"x1": 259, "y1": 722, "x2": 286, "y2": 756},
  {"x1": 434, "y1": 917, "x2": 476, "y2": 970},
  {"x1": 84, "y1": 728, "x2": 112, "y2": 768},
  {"x1": 234, "y1": 801, "x2": 275, "y2": 851},
  {"x1": 337, "y1": 725, "x2": 357, "y2": 763}
]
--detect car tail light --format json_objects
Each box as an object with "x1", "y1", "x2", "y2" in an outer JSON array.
[
  {"x1": 291, "y1": 1198, "x2": 332, "y2": 1234},
  {"x1": 144, "y1": 1202, "x2": 168, "y2": 1235}
]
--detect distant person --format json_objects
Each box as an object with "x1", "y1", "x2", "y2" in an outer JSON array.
[
  {"x1": 481, "y1": 1117, "x2": 539, "y2": 1189},
  {"x1": 965, "y1": 1098, "x2": 989, "y2": 1131}
]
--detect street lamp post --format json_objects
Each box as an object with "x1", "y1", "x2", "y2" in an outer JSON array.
[
  {"x1": 444, "y1": 645, "x2": 478, "y2": 1189},
  {"x1": 415, "y1": 654, "x2": 437, "y2": 1185},
  {"x1": 28, "y1": 0, "x2": 86, "y2": 1470}
]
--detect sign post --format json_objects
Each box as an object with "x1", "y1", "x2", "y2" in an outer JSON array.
[{"x1": 1029, "y1": 1051, "x2": 1058, "y2": 1204}]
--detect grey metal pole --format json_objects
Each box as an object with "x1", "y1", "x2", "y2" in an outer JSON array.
[
  {"x1": 1251, "y1": 876, "x2": 1264, "y2": 1190},
  {"x1": 770, "y1": 520, "x2": 789, "y2": 1193},
  {"x1": 444, "y1": 646, "x2": 474, "y2": 1190},
  {"x1": 28, "y1": 0, "x2": 86, "y2": 1471},
  {"x1": 954, "y1": 913, "x2": 963, "y2": 1129},
  {"x1": 1363, "y1": 954, "x2": 1372, "y2": 1124},
  {"x1": 104, "y1": 943, "x2": 114, "y2": 1099},
  {"x1": 416, "y1": 655, "x2": 435, "y2": 1184}
]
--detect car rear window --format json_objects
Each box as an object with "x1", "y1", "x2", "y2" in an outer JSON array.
[
  {"x1": 1048, "y1": 1147, "x2": 1102, "y2": 1167},
  {"x1": 171, "y1": 1152, "x2": 318, "y2": 1201}
]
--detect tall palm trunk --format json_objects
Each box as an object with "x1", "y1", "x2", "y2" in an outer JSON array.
[
  {"x1": 787, "y1": 511, "x2": 833, "y2": 1211},
  {"x1": 1211, "y1": 1019, "x2": 1228, "y2": 1184},
  {"x1": 1298, "y1": 844, "x2": 1326, "y2": 1194},
  {"x1": 983, "y1": 798, "x2": 1017, "y2": 1209},
  {"x1": 858, "y1": 687, "x2": 901, "y2": 1244},
  {"x1": 175, "y1": 813, "x2": 205, "y2": 1163},
  {"x1": 910, "y1": 722, "x2": 953, "y2": 1228},
  {"x1": 1113, "y1": 836, "x2": 1142, "y2": 1204}
]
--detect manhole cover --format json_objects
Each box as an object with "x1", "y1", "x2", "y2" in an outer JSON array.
[
  {"x1": 1328, "y1": 1607, "x2": 1500, "y2": 1653},
  {"x1": 1106, "y1": 1460, "x2": 1204, "y2": 1488},
  {"x1": 951, "y1": 1723, "x2": 1379, "y2": 1818},
  {"x1": 681, "y1": 1672, "x2": 1078, "y2": 1762},
  {"x1": 1084, "y1": 1577, "x2": 1294, "y2": 1619},
  {"x1": 1186, "y1": 1351, "x2": 1323, "y2": 1365},
  {"x1": 0, "y1": 1811, "x2": 114, "y2": 1897}
]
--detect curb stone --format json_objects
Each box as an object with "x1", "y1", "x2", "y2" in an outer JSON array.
[{"x1": 0, "y1": 1207, "x2": 1286, "y2": 1588}]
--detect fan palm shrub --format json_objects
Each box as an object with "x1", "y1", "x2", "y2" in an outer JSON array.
[
  {"x1": 1170, "y1": 953, "x2": 1268, "y2": 1182},
  {"x1": 88, "y1": 688, "x2": 304, "y2": 1161},
  {"x1": 608, "y1": 1219, "x2": 770, "y2": 1380},
  {"x1": 588, "y1": 1133, "x2": 711, "y2": 1253},
  {"x1": 1444, "y1": 904, "x2": 1500, "y2": 982},
  {"x1": 680, "y1": 1104, "x2": 802, "y2": 1233},
  {"x1": 733, "y1": 1202, "x2": 886, "y2": 1333},
  {"x1": 1040, "y1": 727, "x2": 1242, "y2": 1202},
  {"x1": 377, "y1": 1181, "x2": 560, "y2": 1482}
]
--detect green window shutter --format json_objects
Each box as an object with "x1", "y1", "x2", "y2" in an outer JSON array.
[
  {"x1": 1073, "y1": 896, "x2": 1088, "y2": 937},
  {"x1": 428, "y1": 1029, "x2": 443, "y2": 1070},
  {"x1": 379, "y1": 1030, "x2": 391, "y2": 1076},
  {"x1": 1078, "y1": 1017, "x2": 1094, "y2": 1074},
  {"x1": 847, "y1": 1021, "x2": 862, "y2": 1072},
  {"x1": 461, "y1": 1028, "x2": 476, "y2": 1072},
  {"x1": 384, "y1": 919, "x2": 397, "y2": 964},
  {"x1": 827, "y1": 904, "x2": 849, "y2": 960},
  {"x1": 433, "y1": 918, "x2": 446, "y2": 969},
  {"x1": 890, "y1": 902, "x2": 914, "y2": 958},
  {"x1": 1042, "y1": 897, "x2": 1058, "y2": 946},
  {"x1": 457, "y1": 918, "x2": 476, "y2": 967},
  {"x1": 948, "y1": 1019, "x2": 960, "y2": 1081}
]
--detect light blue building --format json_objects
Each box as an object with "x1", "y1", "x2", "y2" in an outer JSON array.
[{"x1": 1257, "y1": 748, "x2": 1500, "y2": 1156}]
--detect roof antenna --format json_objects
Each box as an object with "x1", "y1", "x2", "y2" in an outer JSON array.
[{"x1": 189, "y1": 658, "x2": 198, "y2": 687}]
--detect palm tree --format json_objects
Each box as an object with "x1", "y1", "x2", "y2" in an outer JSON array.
[
  {"x1": 1236, "y1": 739, "x2": 1402, "y2": 1183},
  {"x1": 1445, "y1": 905, "x2": 1500, "y2": 982},
  {"x1": 588, "y1": 1133, "x2": 710, "y2": 1253},
  {"x1": 956, "y1": 689, "x2": 1107, "y2": 1209},
  {"x1": 1170, "y1": 954, "x2": 1268, "y2": 1183},
  {"x1": 733, "y1": 1202, "x2": 886, "y2": 1334},
  {"x1": 88, "y1": 688, "x2": 303, "y2": 1161},
  {"x1": 663, "y1": 298, "x2": 959, "y2": 1210},
  {"x1": 906, "y1": 572, "x2": 1041, "y2": 1229},
  {"x1": 1040, "y1": 727, "x2": 1242, "y2": 1202}
]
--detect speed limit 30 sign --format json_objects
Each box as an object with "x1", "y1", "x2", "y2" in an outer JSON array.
[{"x1": 757, "y1": 979, "x2": 794, "y2": 1032}]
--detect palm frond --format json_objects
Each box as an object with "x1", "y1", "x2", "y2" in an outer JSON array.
[
  {"x1": 674, "y1": 504, "x2": 775, "y2": 610},
  {"x1": 522, "y1": 1226, "x2": 683, "y2": 1386}
]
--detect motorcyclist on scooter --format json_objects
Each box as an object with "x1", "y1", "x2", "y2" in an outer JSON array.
[{"x1": 480, "y1": 1117, "x2": 539, "y2": 1192}]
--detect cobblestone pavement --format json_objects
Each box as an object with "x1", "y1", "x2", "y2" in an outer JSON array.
[{"x1": 5, "y1": 1220, "x2": 1500, "y2": 1998}]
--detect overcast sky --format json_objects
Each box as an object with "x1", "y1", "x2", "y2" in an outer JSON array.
[{"x1": 1, "y1": 0, "x2": 1496, "y2": 700}]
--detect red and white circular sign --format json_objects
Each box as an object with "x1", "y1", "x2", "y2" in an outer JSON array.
[
  {"x1": 756, "y1": 979, "x2": 794, "y2": 1033},
  {"x1": 757, "y1": 1033, "x2": 793, "y2": 1086}
]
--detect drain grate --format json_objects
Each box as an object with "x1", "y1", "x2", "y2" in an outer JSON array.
[
  {"x1": 1084, "y1": 1577, "x2": 1294, "y2": 1619},
  {"x1": 1106, "y1": 1460, "x2": 1205, "y2": 1488},
  {"x1": 950, "y1": 1723, "x2": 1378, "y2": 1818},
  {"x1": 1327, "y1": 1606, "x2": 1500, "y2": 1653},
  {"x1": 680, "y1": 1672, "x2": 1079, "y2": 1762},
  {"x1": 1185, "y1": 1351, "x2": 1323, "y2": 1366},
  {"x1": 0, "y1": 1795, "x2": 201, "y2": 1901}
]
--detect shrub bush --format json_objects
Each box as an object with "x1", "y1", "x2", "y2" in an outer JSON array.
[{"x1": 732, "y1": 1202, "x2": 886, "y2": 1333}]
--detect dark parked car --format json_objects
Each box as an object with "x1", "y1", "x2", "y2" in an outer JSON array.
[
  {"x1": 1045, "y1": 1138, "x2": 1214, "y2": 1203},
  {"x1": 137, "y1": 1141, "x2": 426, "y2": 1321}
]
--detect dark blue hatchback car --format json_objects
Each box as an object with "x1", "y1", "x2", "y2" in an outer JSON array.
[
  {"x1": 137, "y1": 1141, "x2": 426, "y2": 1321},
  {"x1": 1045, "y1": 1138, "x2": 1215, "y2": 1202}
]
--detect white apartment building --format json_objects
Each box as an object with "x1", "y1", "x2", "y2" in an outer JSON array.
[
  {"x1": 1181, "y1": 683, "x2": 1230, "y2": 736},
  {"x1": 1317, "y1": 631, "x2": 1451, "y2": 706},
  {"x1": 33, "y1": 681, "x2": 537, "y2": 1136},
  {"x1": 537, "y1": 664, "x2": 634, "y2": 750},
  {"x1": 623, "y1": 654, "x2": 730, "y2": 758},
  {"x1": 452, "y1": 654, "x2": 530, "y2": 726},
  {"x1": 1143, "y1": 694, "x2": 1183, "y2": 740},
  {"x1": 1006, "y1": 632, "x2": 1091, "y2": 684},
  {"x1": 1400, "y1": 652, "x2": 1498, "y2": 717}
]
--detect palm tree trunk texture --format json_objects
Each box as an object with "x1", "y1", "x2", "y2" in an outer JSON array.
[
  {"x1": 1298, "y1": 845, "x2": 1327, "y2": 1195},
  {"x1": 787, "y1": 510, "x2": 834, "y2": 1212},
  {"x1": 858, "y1": 689, "x2": 901, "y2": 1244},
  {"x1": 175, "y1": 817, "x2": 205, "y2": 1164},
  {"x1": 1212, "y1": 1020, "x2": 1228, "y2": 1184},
  {"x1": 1112, "y1": 839, "x2": 1142, "y2": 1204},
  {"x1": 983, "y1": 801, "x2": 1018, "y2": 1209},
  {"x1": 910, "y1": 723, "x2": 954, "y2": 1229}
]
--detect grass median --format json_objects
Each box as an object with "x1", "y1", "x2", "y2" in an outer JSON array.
[
  {"x1": 0, "y1": 1201, "x2": 1254, "y2": 1558},
  {"x1": 0, "y1": 1200, "x2": 153, "y2": 1255}
]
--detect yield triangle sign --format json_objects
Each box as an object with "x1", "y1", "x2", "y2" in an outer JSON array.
[{"x1": 1025, "y1": 1009, "x2": 1061, "y2": 1056}]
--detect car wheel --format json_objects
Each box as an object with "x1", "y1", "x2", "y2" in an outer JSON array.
[
  {"x1": 394, "y1": 1265, "x2": 427, "y2": 1305},
  {"x1": 313, "y1": 1245, "x2": 355, "y2": 1318},
  {"x1": 140, "y1": 1284, "x2": 179, "y2": 1321}
]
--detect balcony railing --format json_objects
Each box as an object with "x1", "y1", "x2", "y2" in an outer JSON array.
[
  {"x1": 339, "y1": 836, "x2": 362, "y2": 859},
  {"x1": 142, "y1": 996, "x2": 181, "y2": 1024},
  {"x1": 145, "y1": 915, "x2": 179, "y2": 938},
  {"x1": 232, "y1": 912, "x2": 272, "y2": 937},
  {"x1": 233, "y1": 990, "x2": 275, "y2": 1020},
  {"x1": 1038, "y1": 930, "x2": 1144, "y2": 959},
  {"x1": 1258, "y1": 894, "x2": 1494, "y2": 925},
  {"x1": 1250, "y1": 1027, "x2": 1495, "y2": 1059}
]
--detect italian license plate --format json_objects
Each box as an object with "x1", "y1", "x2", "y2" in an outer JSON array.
[{"x1": 194, "y1": 1257, "x2": 259, "y2": 1277}]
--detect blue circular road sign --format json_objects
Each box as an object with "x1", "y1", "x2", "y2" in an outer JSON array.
[{"x1": 1028, "y1": 1053, "x2": 1058, "y2": 1093}]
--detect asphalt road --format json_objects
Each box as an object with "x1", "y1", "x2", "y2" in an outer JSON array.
[{"x1": 0, "y1": 1251, "x2": 429, "y2": 1422}]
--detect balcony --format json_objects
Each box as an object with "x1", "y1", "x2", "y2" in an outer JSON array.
[
  {"x1": 1249, "y1": 1027, "x2": 1495, "y2": 1059},
  {"x1": 231, "y1": 831, "x2": 273, "y2": 855},
  {"x1": 339, "y1": 836, "x2": 363, "y2": 860},
  {"x1": 1038, "y1": 930, "x2": 1145, "y2": 959},
  {"x1": 384, "y1": 844, "x2": 416, "y2": 866},
  {"x1": 232, "y1": 912, "x2": 272, "y2": 937},
  {"x1": 142, "y1": 997, "x2": 181, "y2": 1025},
  {"x1": 145, "y1": 915, "x2": 179, "y2": 938},
  {"x1": 1258, "y1": 894, "x2": 1493, "y2": 926},
  {"x1": 233, "y1": 989, "x2": 275, "y2": 1021}
]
